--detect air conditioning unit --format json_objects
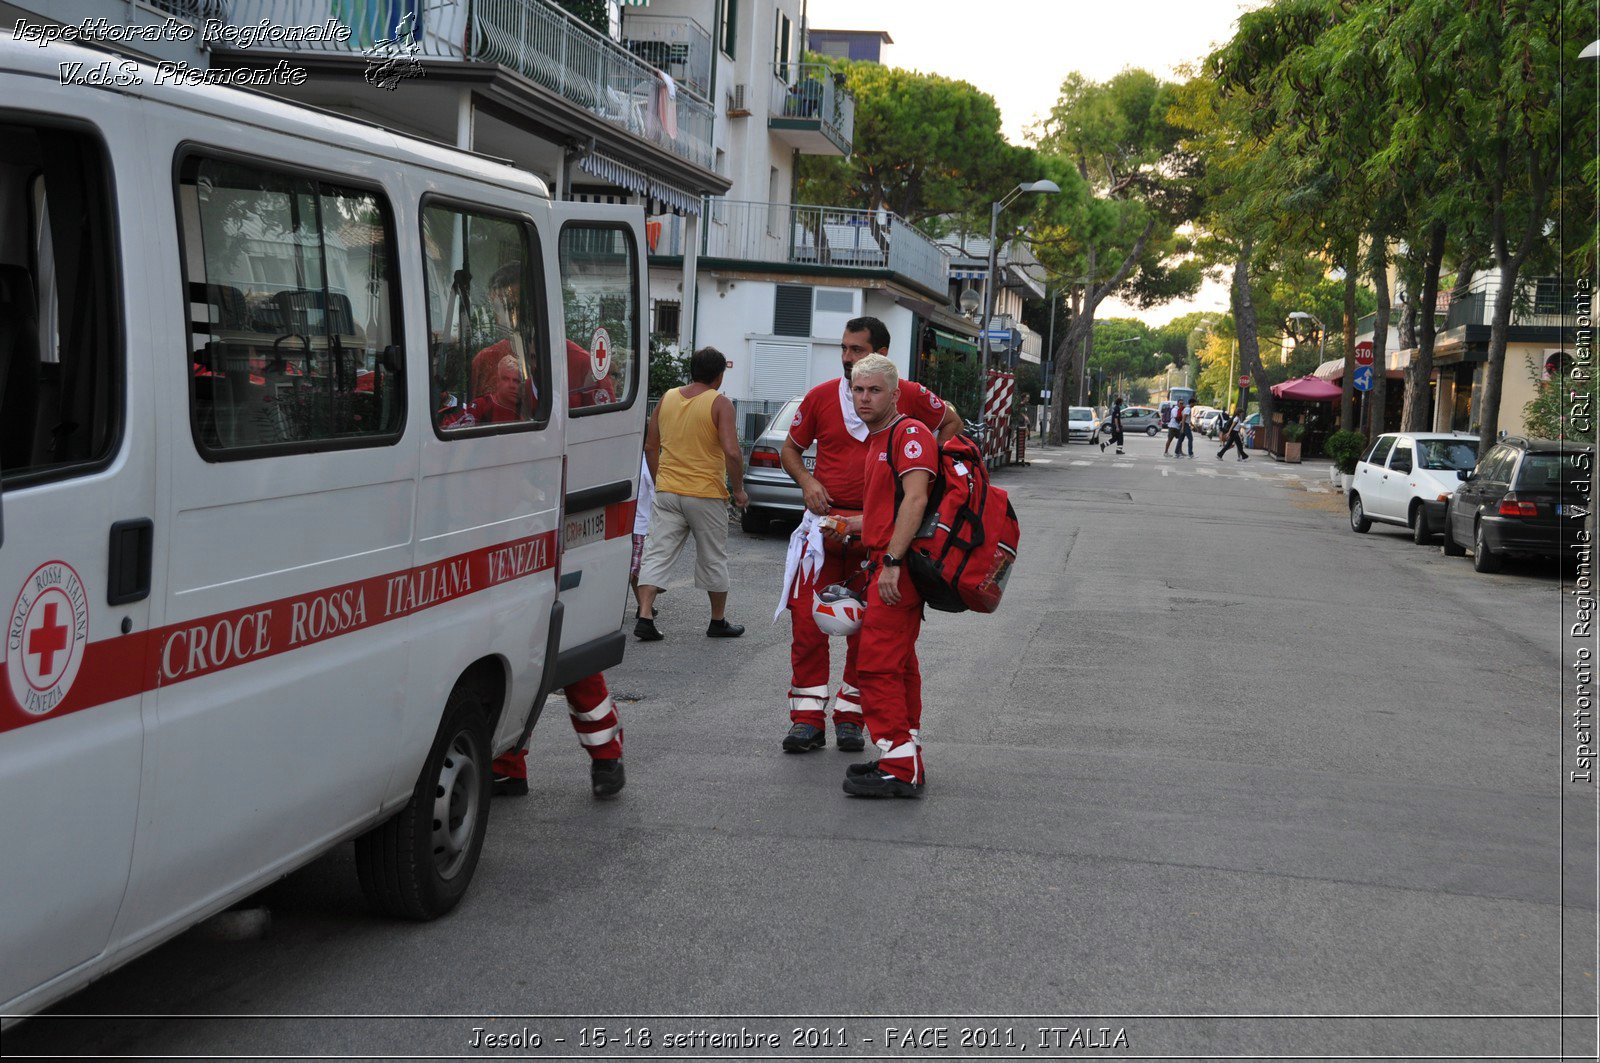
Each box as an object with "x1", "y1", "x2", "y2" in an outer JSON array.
[{"x1": 727, "y1": 83, "x2": 751, "y2": 117}]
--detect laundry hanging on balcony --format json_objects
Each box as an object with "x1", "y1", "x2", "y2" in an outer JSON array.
[{"x1": 655, "y1": 70, "x2": 679, "y2": 140}]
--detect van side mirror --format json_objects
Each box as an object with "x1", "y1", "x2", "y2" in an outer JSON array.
[{"x1": 1457, "y1": 469, "x2": 1473, "y2": 482}]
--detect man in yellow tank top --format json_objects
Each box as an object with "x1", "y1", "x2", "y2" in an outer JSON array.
[{"x1": 635, "y1": 348, "x2": 749, "y2": 639}]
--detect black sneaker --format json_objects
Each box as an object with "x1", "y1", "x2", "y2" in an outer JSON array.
[
  {"x1": 590, "y1": 758, "x2": 625, "y2": 798},
  {"x1": 847, "y1": 758, "x2": 927, "y2": 786},
  {"x1": 492, "y1": 773, "x2": 528, "y2": 798},
  {"x1": 634, "y1": 617, "x2": 662, "y2": 641},
  {"x1": 782, "y1": 722, "x2": 826, "y2": 753},
  {"x1": 842, "y1": 768, "x2": 921, "y2": 798},
  {"x1": 706, "y1": 618, "x2": 744, "y2": 638},
  {"x1": 834, "y1": 720, "x2": 865, "y2": 752}
]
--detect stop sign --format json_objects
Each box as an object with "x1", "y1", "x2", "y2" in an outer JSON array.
[
  {"x1": 1239, "y1": 375, "x2": 1250, "y2": 387},
  {"x1": 1354, "y1": 341, "x2": 1374, "y2": 368}
]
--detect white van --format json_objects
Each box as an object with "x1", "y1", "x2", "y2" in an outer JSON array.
[{"x1": 0, "y1": 36, "x2": 646, "y2": 1023}]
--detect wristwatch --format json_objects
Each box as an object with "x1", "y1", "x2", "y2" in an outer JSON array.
[{"x1": 881, "y1": 553, "x2": 903, "y2": 567}]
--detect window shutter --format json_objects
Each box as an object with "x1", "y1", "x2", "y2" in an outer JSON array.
[{"x1": 773, "y1": 284, "x2": 813, "y2": 337}]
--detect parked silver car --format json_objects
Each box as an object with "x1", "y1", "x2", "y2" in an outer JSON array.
[
  {"x1": 741, "y1": 397, "x2": 813, "y2": 533},
  {"x1": 1116, "y1": 406, "x2": 1164, "y2": 435},
  {"x1": 1066, "y1": 406, "x2": 1098, "y2": 443}
]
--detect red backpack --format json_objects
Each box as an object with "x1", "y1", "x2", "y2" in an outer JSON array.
[{"x1": 889, "y1": 422, "x2": 1020, "y2": 613}]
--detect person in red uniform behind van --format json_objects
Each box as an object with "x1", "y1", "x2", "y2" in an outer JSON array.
[
  {"x1": 441, "y1": 262, "x2": 537, "y2": 428},
  {"x1": 839, "y1": 353, "x2": 936, "y2": 798},
  {"x1": 778, "y1": 316, "x2": 959, "y2": 755},
  {"x1": 566, "y1": 338, "x2": 617, "y2": 409},
  {"x1": 491, "y1": 674, "x2": 625, "y2": 799}
]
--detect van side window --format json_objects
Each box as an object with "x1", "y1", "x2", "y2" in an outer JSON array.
[
  {"x1": 559, "y1": 225, "x2": 639, "y2": 414},
  {"x1": 0, "y1": 122, "x2": 119, "y2": 485},
  {"x1": 421, "y1": 204, "x2": 547, "y2": 433},
  {"x1": 178, "y1": 157, "x2": 404, "y2": 456}
]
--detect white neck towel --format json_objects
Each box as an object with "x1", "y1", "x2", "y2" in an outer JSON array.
[{"x1": 839, "y1": 375, "x2": 868, "y2": 442}]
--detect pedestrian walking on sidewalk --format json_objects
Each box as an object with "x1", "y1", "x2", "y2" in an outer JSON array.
[
  {"x1": 635, "y1": 347, "x2": 748, "y2": 640},
  {"x1": 837, "y1": 354, "x2": 934, "y2": 798},
  {"x1": 776, "y1": 316, "x2": 959, "y2": 756}
]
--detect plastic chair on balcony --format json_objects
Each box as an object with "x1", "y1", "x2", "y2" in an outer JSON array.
[{"x1": 789, "y1": 76, "x2": 824, "y2": 119}]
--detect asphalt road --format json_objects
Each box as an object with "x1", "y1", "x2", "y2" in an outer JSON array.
[{"x1": 13, "y1": 431, "x2": 1596, "y2": 1061}]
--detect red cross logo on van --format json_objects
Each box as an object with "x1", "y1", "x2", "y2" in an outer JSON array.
[{"x1": 9, "y1": 561, "x2": 89, "y2": 717}]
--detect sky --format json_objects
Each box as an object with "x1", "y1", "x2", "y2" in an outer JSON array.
[{"x1": 801, "y1": 0, "x2": 1268, "y2": 326}]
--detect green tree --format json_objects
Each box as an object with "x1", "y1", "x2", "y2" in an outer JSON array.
[
  {"x1": 796, "y1": 60, "x2": 1034, "y2": 225},
  {"x1": 1032, "y1": 69, "x2": 1203, "y2": 444}
]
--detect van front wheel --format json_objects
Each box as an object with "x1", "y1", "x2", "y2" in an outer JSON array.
[{"x1": 356, "y1": 683, "x2": 492, "y2": 920}]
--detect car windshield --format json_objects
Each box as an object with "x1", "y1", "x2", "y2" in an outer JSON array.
[
  {"x1": 1517, "y1": 451, "x2": 1589, "y2": 489},
  {"x1": 1417, "y1": 440, "x2": 1479, "y2": 471},
  {"x1": 1069, "y1": 407, "x2": 1093, "y2": 420}
]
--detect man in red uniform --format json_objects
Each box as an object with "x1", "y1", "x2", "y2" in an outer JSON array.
[
  {"x1": 840, "y1": 353, "x2": 936, "y2": 797},
  {"x1": 778, "y1": 316, "x2": 960, "y2": 754},
  {"x1": 491, "y1": 674, "x2": 625, "y2": 799}
]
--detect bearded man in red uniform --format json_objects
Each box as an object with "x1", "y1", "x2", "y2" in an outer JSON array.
[
  {"x1": 778, "y1": 316, "x2": 959, "y2": 755},
  {"x1": 839, "y1": 353, "x2": 937, "y2": 797}
]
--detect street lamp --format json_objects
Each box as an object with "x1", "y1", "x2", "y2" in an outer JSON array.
[
  {"x1": 1287, "y1": 310, "x2": 1325, "y2": 365},
  {"x1": 982, "y1": 180, "x2": 1059, "y2": 379}
]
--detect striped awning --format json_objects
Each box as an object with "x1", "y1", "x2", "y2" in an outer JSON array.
[{"x1": 578, "y1": 151, "x2": 702, "y2": 216}]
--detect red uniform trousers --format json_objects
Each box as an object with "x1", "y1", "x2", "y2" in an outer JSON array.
[
  {"x1": 855, "y1": 561, "x2": 925, "y2": 785},
  {"x1": 787, "y1": 530, "x2": 868, "y2": 729},
  {"x1": 491, "y1": 672, "x2": 621, "y2": 780}
]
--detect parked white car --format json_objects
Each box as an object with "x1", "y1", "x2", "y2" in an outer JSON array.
[
  {"x1": 1067, "y1": 406, "x2": 1098, "y2": 443},
  {"x1": 1348, "y1": 432, "x2": 1481, "y2": 543}
]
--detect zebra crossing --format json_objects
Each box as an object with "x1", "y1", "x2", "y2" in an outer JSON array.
[{"x1": 1059, "y1": 454, "x2": 1340, "y2": 493}]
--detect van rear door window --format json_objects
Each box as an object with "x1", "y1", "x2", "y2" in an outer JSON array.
[
  {"x1": 558, "y1": 225, "x2": 638, "y2": 414},
  {"x1": 0, "y1": 122, "x2": 119, "y2": 485},
  {"x1": 421, "y1": 203, "x2": 547, "y2": 433},
  {"x1": 178, "y1": 156, "x2": 404, "y2": 456}
]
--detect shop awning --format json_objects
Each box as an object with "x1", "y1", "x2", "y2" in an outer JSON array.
[
  {"x1": 578, "y1": 150, "x2": 703, "y2": 215},
  {"x1": 927, "y1": 326, "x2": 978, "y2": 355},
  {"x1": 1271, "y1": 375, "x2": 1343, "y2": 401}
]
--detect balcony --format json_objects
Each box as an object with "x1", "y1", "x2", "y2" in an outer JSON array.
[
  {"x1": 651, "y1": 200, "x2": 949, "y2": 298},
  {"x1": 213, "y1": 0, "x2": 714, "y2": 171},
  {"x1": 619, "y1": 13, "x2": 713, "y2": 102},
  {"x1": 769, "y1": 63, "x2": 855, "y2": 156},
  {"x1": 1443, "y1": 276, "x2": 1567, "y2": 330}
]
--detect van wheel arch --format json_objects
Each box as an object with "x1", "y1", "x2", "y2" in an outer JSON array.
[{"x1": 354, "y1": 672, "x2": 498, "y2": 920}]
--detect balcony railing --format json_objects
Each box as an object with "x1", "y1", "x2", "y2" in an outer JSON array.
[
  {"x1": 651, "y1": 200, "x2": 949, "y2": 296},
  {"x1": 1443, "y1": 277, "x2": 1566, "y2": 330},
  {"x1": 770, "y1": 62, "x2": 855, "y2": 153},
  {"x1": 212, "y1": 0, "x2": 714, "y2": 171},
  {"x1": 619, "y1": 13, "x2": 713, "y2": 102}
]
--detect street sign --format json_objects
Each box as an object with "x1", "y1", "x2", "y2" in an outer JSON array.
[
  {"x1": 1354, "y1": 341, "x2": 1374, "y2": 368},
  {"x1": 983, "y1": 328, "x2": 1011, "y2": 344},
  {"x1": 1239, "y1": 375, "x2": 1250, "y2": 387},
  {"x1": 1353, "y1": 365, "x2": 1374, "y2": 392}
]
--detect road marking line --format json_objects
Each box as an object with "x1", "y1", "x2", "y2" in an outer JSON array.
[{"x1": 1070, "y1": 460, "x2": 1091, "y2": 467}]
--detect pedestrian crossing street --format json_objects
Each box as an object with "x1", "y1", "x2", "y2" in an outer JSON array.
[{"x1": 1031, "y1": 451, "x2": 1341, "y2": 494}]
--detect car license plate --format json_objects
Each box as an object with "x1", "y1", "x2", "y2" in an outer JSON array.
[
  {"x1": 803, "y1": 456, "x2": 816, "y2": 471},
  {"x1": 563, "y1": 508, "x2": 607, "y2": 551}
]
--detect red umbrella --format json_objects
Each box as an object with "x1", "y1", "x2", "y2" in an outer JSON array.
[{"x1": 1270, "y1": 375, "x2": 1342, "y2": 401}]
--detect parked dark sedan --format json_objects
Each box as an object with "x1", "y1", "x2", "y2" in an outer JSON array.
[{"x1": 1442, "y1": 436, "x2": 1593, "y2": 573}]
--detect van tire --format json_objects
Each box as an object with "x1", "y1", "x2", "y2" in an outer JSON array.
[
  {"x1": 355, "y1": 683, "x2": 492, "y2": 920},
  {"x1": 740, "y1": 508, "x2": 770, "y2": 534}
]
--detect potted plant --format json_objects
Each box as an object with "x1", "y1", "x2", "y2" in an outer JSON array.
[
  {"x1": 1324, "y1": 429, "x2": 1367, "y2": 494},
  {"x1": 1282, "y1": 422, "x2": 1305, "y2": 463}
]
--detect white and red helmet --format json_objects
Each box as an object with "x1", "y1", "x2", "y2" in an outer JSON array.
[{"x1": 812, "y1": 584, "x2": 866, "y2": 637}]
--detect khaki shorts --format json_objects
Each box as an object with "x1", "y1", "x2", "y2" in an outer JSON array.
[{"x1": 636, "y1": 492, "x2": 730, "y2": 592}]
